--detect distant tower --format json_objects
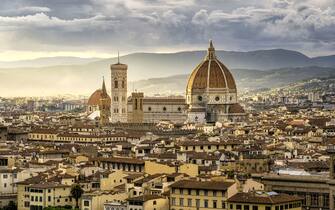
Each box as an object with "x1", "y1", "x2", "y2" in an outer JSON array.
[
  {"x1": 99, "y1": 77, "x2": 111, "y2": 126},
  {"x1": 128, "y1": 92, "x2": 144, "y2": 123},
  {"x1": 110, "y1": 53, "x2": 128, "y2": 123}
]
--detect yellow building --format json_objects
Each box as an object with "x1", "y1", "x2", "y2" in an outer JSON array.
[
  {"x1": 100, "y1": 170, "x2": 128, "y2": 191},
  {"x1": 17, "y1": 182, "x2": 74, "y2": 210},
  {"x1": 179, "y1": 164, "x2": 199, "y2": 177},
  {"x1": 178, "y1": 140, "x2": 239, "y2": 153},
  {"x1": 81, "y1": 190, "x2": 128, "y2": 210},
  {"x1": 127, "y1": 195, "x2": 169, "y2": 210},
  {"x1": 226, "y1": 191, "x2": 303, "y2": 210},
  {"x1": 169, "y1": 179, "x2": 236, "y2": 210},
  {"x1": 145, "y1": 161, "x2": 175, "y2": 175}
]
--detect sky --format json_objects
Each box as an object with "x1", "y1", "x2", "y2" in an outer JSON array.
[{"x1": 0, "y1": 0, "x2": 335, "y2": 61}]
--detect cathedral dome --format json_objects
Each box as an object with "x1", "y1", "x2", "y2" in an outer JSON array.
[
  {"x1": 87, "y1": 89, "x2": 111, "y2": 106},
  {"x1": 186, "y1": 41, "x2": 236, "y2": 93}
]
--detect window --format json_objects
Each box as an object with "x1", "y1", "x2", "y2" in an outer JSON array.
[
  {"x1": 122, "y1": 80, "x2": 125, "y2": 88},
  {"x1": 4, "y1": 183, "x2": 6, "y2": 188},
  {"x1": 39, "y1": 197, "x2": 42, "y2": 202},
  {"x1": 148, "y1": 107, "x2": 152, "y2": 111},
  {"x1": 179, "y1": 198, "x2": 184, "y2": 206},
  {"x1": 24, "y1": 201, "x2": 29, "y2": 207},
  {"x1": 222, "y1": 201, "x2": 226, "y2": 209},
  {"x1": 114, "y1": 80, "x2": 118, "y2": 88},
  {"x1": 237, "y1": 204, "x2": 242, "y2": 210},
  {"x1": 204, "y1": 199, "x2": 208, "y2": 208},
  {"x1": 187, "y1": 199, "x2": 192, "y2": 207},
  {"x1": 153, "y1": 201, "x2": 156, "y2": 205},
  {"x1": 196, "y1": 199, "x2": 200, "y2": 208},
  {"x1": 3, "y1": 174, "x2": 7, "y2": 179},
  {"x1": 213, "y1": 191, "x2": 217, "y2": 196},
  {"x1": 215, "y1": 96, "x2": 220, "y2": 101},
  {"x1": 84, "y1": 200, "x2": 90, "y2": 206},
  {"x1": 178, "y1": 107, "x2": 182, "y2": 112},
  {"x1": 323, "y1": 194, "x2": 329, "y2": 207},
  {"x1": 213, "y1": 200, "x2": 217, "y2": 208},
  {"x1": 48, "y1": 196, "x2": 51, "y2": 202},
  {"x1": 204, "y1": 190, "x2": 208, "y2": 196},
  {"x1": 253, "y1": 206, "x2": 259, "y2": 210},
  {"x1": 265, "y1": 206, "x2": 271, "y2": 210},
  {"x1": 163, "y1": 107, "x2": 167, "y2": 111},
  {"x1": 311, "y1": 193, "x2": 318, "y2": 206},
  {"x1": 171, "y1": 197, "x2": 176, "y2": 206},
  {"x1": 244, "y1": 205, "x2": 250, "y2": 210},
  {"x1": 198, "y1": 96, "x2": 203, "y2": 101}
]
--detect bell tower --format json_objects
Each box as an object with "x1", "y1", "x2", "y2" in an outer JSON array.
[{"x1": 110, "y1": 53, "x2": 128, "y2": 123}]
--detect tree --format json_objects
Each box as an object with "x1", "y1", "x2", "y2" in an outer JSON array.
[{"x1": 70, "y1": 184, "x2": 84, "y2": 209}]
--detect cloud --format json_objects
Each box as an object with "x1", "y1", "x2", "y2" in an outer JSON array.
[
  {"x1": 0, "y1": 0, "x2": 334, "y2": 56},
  {"x1": 0, "y1": 13, "x2": 118, "y2": 32}
]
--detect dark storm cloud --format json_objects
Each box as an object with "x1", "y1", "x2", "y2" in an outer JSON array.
[{"x1": 0, "y1": 0, "x2": 334, "y2": 54}]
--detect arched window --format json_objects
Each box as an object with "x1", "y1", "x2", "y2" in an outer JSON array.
[
  {"x1": 114, "y1": 80, "x2": 118, "y2": 88},
  {"x1": 122, "y1": 80, "x2": 125, "y2": 88}
]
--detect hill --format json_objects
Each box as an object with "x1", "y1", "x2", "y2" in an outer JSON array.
[
  {"x1": 131, "y1": 67, "x2": 335, "y2": 95},
  {"x1": 0, "y1": 49, "x2": 335, "y2": 96}
]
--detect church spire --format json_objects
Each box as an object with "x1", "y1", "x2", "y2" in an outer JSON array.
[
  {"x1": 101, "y1": 76, "x2": 107, "y2": 96},
  {"x1": 117, "y1": 51, "x2": 120, "y2": 64},
  {"x1": 206, "y1": 39, "x2": 216, "y2": 60}
]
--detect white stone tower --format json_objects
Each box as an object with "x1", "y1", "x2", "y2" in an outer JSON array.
[{"x1": 110, "y1": 53, "x2": 128, "y2": 123}]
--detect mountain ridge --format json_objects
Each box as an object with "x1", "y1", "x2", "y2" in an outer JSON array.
[{"x1": 0, "y1": 49, "x2": 335, "y2": 96}]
